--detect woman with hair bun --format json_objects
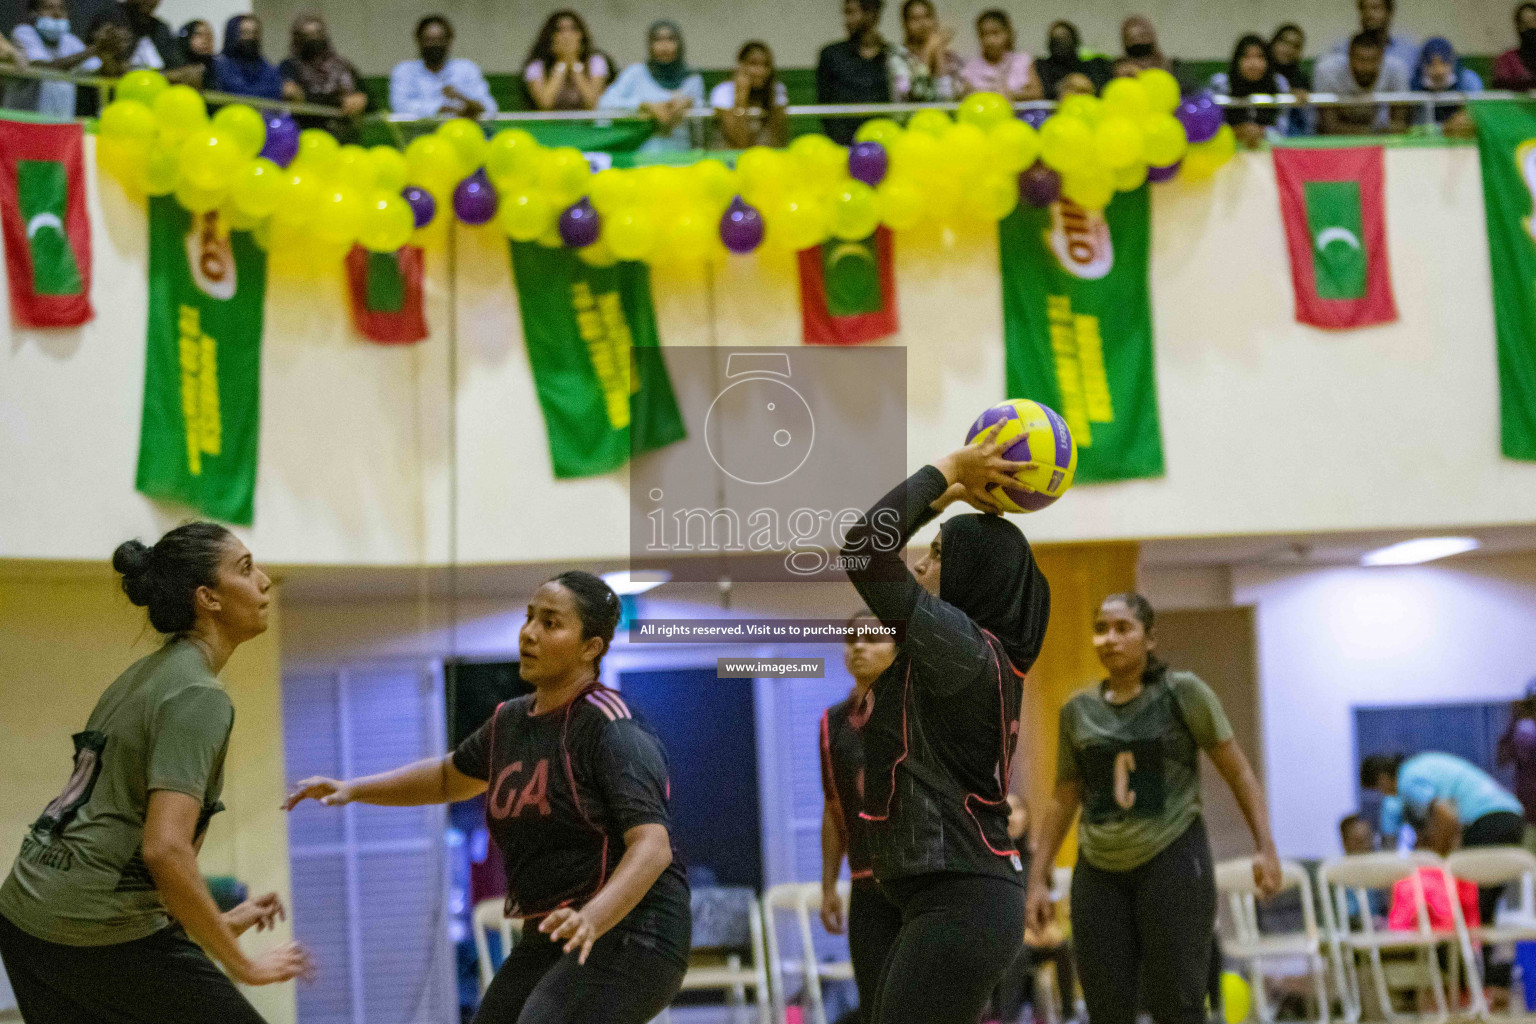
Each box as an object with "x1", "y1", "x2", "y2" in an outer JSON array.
[
  {"x1": 0, "y1": 523, "x2": 308, "y2": 1024},
  {"x1": 286, "y1": 570, "x2": 691, "y2": 1024}
]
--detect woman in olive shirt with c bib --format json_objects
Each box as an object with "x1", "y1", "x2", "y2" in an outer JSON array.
[{"x1": 1027, "y1": 593, "x2": 1281, "y2": 1024}]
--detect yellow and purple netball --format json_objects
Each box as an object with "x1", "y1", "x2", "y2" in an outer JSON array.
[{"x1": 963, "y1": 399, "x2": 1077, "y2": 513}]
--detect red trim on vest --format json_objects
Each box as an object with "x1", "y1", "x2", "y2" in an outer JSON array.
[{"x1": 963, "y1": 631, "x2": 1020, "y2": 857}]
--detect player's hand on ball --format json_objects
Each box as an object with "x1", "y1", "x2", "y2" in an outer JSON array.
[
  {"x1": 540, "y1": 907, "x2": 599, "y2": 964},
  {"x1": 283, "y1": 777, "x2": 353, "y2": 810},
  {"x1": 820, "y1": 884, "x2": 847, "y2": 934},
  {"x1": 941, "y1": 424, "x2": 1038, "y2": 513}
]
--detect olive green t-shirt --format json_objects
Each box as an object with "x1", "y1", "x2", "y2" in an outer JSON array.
[
  {"x1": 0, "y1": 640, "x2": 234, "y2": 946},
  {"x1": 1057, "y1": 669, "x2": 1232, "y2": 872}
]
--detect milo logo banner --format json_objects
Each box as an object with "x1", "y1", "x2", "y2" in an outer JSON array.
[
  {"x1": 135, "y1": 198, "x2": 267, "y2": 524},
  {"x1": 998, "y1": 187, "x2": 1165, "y2": 482}
]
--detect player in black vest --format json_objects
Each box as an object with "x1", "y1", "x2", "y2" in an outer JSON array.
[
  {"x1": 819, "y1": 609, "x2": 901, "y2": 1021},
  {"x1": 285, "y1": 571, "x2": 691, "y2": 1024},
  {"x1": 839, "y1": 429, "x2": 1053, "y2": 1024}
]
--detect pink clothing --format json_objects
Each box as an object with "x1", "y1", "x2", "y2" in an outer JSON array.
[
  {"x1": 1387, "y1": 867, "x2": 1480, "y2": 932},
  {"x1": 1494, "y1": 49, "x2": 1536, "y2": 90},
  {"x1": 960, "y1": 51, "x2": 1033, "y2": 97}
]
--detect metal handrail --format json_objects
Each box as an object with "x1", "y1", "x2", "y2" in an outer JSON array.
[{"x1": 0, "y1": 62, "x2": 347, "y2": 117}]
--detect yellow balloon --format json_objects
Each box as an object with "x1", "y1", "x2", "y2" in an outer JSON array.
[
  {"x1": 1094, "y1": 116, "x2": 1145, "y2": 170},
  {"x1": 138, "y1": 145, "x2": 180, "y2": 196},
  {"x1": 333, "y1": 145, "x2": 377, "y2": 191},
  {"x1": 888, "y1": 129, "x2": 944, "y2": 181},
  {"x1": 498, "y1": 190, "x2": 556, "y2": 242},
  {"x1": 1141, "y1": 114, "x2": 1188, "y2": 167},
  {"x1": 1181, "y1": 127, "x2": 1234, "y2": 180},
  {"x1": 297, "y1": 129, "x2": 340, "y2": 174},
  {"x1": 663, "y1": 205, "x2": 715, "y2": 264},
  {"x1": 690, "y1": 159, "x2": 738, "y2": 210},
  {"x1": 536, "y1": 225, "x2": 565, "y2": 248},
  {"x1": 588, "y1": 168, "x2": 637, "y2": 214},
  {"x1": 485, "y1": 128, "x2": 542, "y2": 184},
  {"x1": 605, "y1": 206, "x2": 658, "y2": 261},
  {"x1": 790, "y1": 134, "x2": 847, "y2": 187},
  {"x1": 272, "y1": 168, "x2": 322, "y2": 227},
  {"x1": 223, "y1": 203, "x2": 263, "y2": 232},
  {"x1": 358, "y1": 191, "x2": 415, "y2": 252},
  {"x1": 1138, "y1": 68, "x2": 1182, "y2": 114},
  {"x1": 1221, "y1": 972, "x2": 1252, "y2": 1024},
  {"x1": 436, "y1": 118, "x2": 488, "y2": 177},
  {"x1": 231, "y1": 157, "x2": 285, "y2": 218},
  {"x1": 957, "y1": 91, "x2": 1012, "y2": 129},
  {"x1": 1039, "y1": 115, "x2": 1094, "y2": 174},
  {"x1": 153, "y1": 85, "x2": 207, "y2": 138},
  {"x1": 404, "y1": 135, "x2": 462, "y2": 194},
  {"x1": 536, "y1": 147, "x2": 591, "y2": 207},
  {"x1": 1059, "y1": 93, "x2": 1103, "y2": 125},
  {"x1": 735, "y1": 146, "x2": 790, "y2": 206},
  {"x1": 941, "y1": 123, "x2": 990, "y2": 185},
  {"x1": 101, "y1": 99, "x2": 158, "y2": 145},
  {"x1": 962, "y1": 173, "x2": 1019, "y2": 221},
  {"x1": 769, "y1": 191, "x2": 831, "y2": 251},
  {"x1": 96, "y1": 137, "x2": 147, "y2": 182},
  {"x1": 180, "y1": 130, "x2": 244, "y2": 192},
  {"x1": 174, "y1": 179, "x2": 225, "y2": 214},
  {"x1": 369, "y1": 146, "x2": 410, "y2": 193},
  {"x1": 1113, "y1": 162, "x2": 1148, "y2": 192},
  {"x1": 986, "y1": 119, "x2": 1041, "y2": 174},
  {"x1": 907, "y1": 108, "x2": 952, "y2": 136},
  {"x1": 212, "y1": 104, "x2": 265, "y2": 159},
  {"x1": 925, "y1": 184, "x2": 961, "y2": 224},
  {"x1": 1209, "y1": 123, "x2": 1237, "y2": 163},
  {"x1": 854, "y1": 118, "x2": 903, "y2": 146},
  {"x1": 578, "y1": 239, "x2": 618, "y2": 267},
  {"x1": 115, "y1": 69, "x2": 168, "y2": 106},
  {"x1": 1062, "y1": 166, "x2": 1115, "y2": 210},
  {"x1": 305, "y1": 238, "x2": 351, "y2": 274},
  {"x1": 829, "y1": 181, "x2": 880, "y2": 241},
  {"x1": 314, "y1": 188, "x2": 363, "y2": 245},
  {"x1": 876, "y1": 174, "x2": 925, "y2": 230},
  {"x1": 1101, "y1": 78, "x2": 1151, "y2": 121}
]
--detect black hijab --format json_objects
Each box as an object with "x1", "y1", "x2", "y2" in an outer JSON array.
[{"x1": 937, "y1": 513, "x2": 1050, "y2": 674}]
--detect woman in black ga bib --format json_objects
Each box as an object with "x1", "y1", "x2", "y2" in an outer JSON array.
[{"x1": 1026, "y1": 592, "x2": 1281, "y2": 1024}]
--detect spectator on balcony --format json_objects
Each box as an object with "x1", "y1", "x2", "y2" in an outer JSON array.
[
  {"x1": 1314, "y1": 32, "x2": 1408, "y2": 135},
  {"x1": 89, "y1": 0, "x2": 197, "y2": 85},
  {"x1": 280, "y1": 15, "x2": 367, "y2": 142},
  {"x1": 1495, "y1": 3, "x2": 1536, "y2": 90},
  {"x1": 1331, "y1": 0, "x2": 1417, "y2": 76},
  {"x1": 816, "y1": 0, "x2": 891, "y2": 145},
  {"x1": 390, "y1": 14, "x2": 496, "y2": 120},
  {"x1": 1035, "y1": 20, "x2": 1111, "y2": 99},
  {"x1": 600, "y1": 21, "x2": 704, "y2": 153},
  {"x1": 1269, "y1": 23, "x2": 1311, "y2": 89},
  {"x1": 523, "y1": 10, "x2": 610, "y2": 112},
  {"x1": 1120, "y1": 15, "x2": 1173, "y2": 75},
  {"x1": 1411, "y1": 37, "x2": 1480, "y2": 137},
  {"x1": 711, "y1": 41, "x2": 788, "y2": 148},
  {"x1": 890, "y1": 0, "x2": 961, "y2": 102},
  {"x1": 176, "y1": 19, "x2": 214, "y2": 86},
  {"x1": 1208, "y1": 34, "x2": 1292, "y2": 147},
  {"x1": 959, "y1": 10, "x2": 1041, "y2": 100},
  {"x1": 7, "y1": 0, "x2": 93, "y2": 118},
  {"x1": 210, "y1": 15, "x2": 283, "y2": 101}
]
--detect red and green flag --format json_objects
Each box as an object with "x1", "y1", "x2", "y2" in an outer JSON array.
[
  {"x1": 0, "y1": 120, "x2": 91, "y2": 327},
  {"x1": 797, "y1": 227, "x2": 898, "y2": 345},
  {"x1": 346, "y1": 244, "x2": 427, "y2": 344},
  {"x1": 1274, "y1": 146, "x2": 1396, "y2": 329},
  {"x1": 508, "y1": 241, "x2": 686, "y2": 478}
]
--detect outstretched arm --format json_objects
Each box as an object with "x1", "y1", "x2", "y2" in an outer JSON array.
[{"x1": 284, "y1": 755, "x2": 487, "y2": 809}]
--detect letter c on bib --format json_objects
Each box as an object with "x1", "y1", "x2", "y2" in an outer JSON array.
[{"x1": 1113, "y1": 750, "x2": 1136, "y2": 810}]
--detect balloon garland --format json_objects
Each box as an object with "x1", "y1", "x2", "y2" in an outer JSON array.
[{"x1": 95, "y1": 67, "x2": 1236, "y2": 268}]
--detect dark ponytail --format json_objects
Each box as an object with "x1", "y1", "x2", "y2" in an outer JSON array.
[
  {"x1": 112, "y1": 522, "x2": 233, "y2": 636},
  {"x1": 550, "y1": 570, "x2": 621, "y2": 675}
]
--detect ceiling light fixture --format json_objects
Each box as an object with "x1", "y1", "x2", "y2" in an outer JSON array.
[{"x1": 1360, "y1": 537, "x2": 1480, "y2": 567}]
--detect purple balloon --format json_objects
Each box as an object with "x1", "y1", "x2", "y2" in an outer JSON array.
[
  {"x1": 847, "y1": 141, "x2": 888, "y2": 187},
  {"x1": 259, "y1": 111, "x2": 299, "y2": 167},
  {"x1": 1147, "y1": 161, "x2": 1181, "y2": 183},
  {"x1": 402, "y1": 186, "x2": 436, "y2": 229},
  {"x1": 719, "y1": 196, "x2": 764, "y2": 254},
  {"x1": 558, "y1": 197, "x2": 601, "y2": 248},
  {"x1": 1020, "y1": 108, "x2": 1050, "y2": 130},
  {"x1": 1178, "y1": 94, "x2": 1223, "y2": 144},
  {"x1": 1018, "y1": 162, "x2": 1061, "y2": 208},
  {"x1": 453, "y1": 170, "x2": 498, "y2": 225}
]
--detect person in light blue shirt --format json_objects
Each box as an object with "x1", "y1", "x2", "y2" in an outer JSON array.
[
  {"x1": 1329, "y1": 0, "x2": 1418, "y2": 76},
  {"x1": 389, "y1": 14, "x2": 496, "y2": 120},
  {"x1": 599, "y1": 21, "x2": 705, "y2": 153},
  {"x1": 7, "y1": 0, "x2": 98, "y2": 118}
]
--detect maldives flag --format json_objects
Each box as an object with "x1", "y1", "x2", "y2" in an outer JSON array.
[
  {"x1": 1274, "y1": 146, "x2": 1396, "y2": 329},
  {"x1": 345, "y1": 244, "x2": 427, "y2": 344},
  {"x1": 0, "y1": 120, "x2": 91, "y2": 327},
  {"x1": 797, "y1": 227, "x2": 898, "y2": 345}
]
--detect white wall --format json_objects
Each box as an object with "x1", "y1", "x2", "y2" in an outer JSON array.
[
  {"x1": 248, "y1": 0, "x2": 1514, "y2": 74},
  {"x1": 1235, "y1": 553, "x2": 1536, "y2": 860},
  {"x1": 6, "y1": 143, "x2": 1536, "y2": 566}
]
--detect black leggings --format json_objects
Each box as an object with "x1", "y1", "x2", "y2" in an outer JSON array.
[
  {"x1": 473, "y1": 921, "x2": 688, "y2": 1024},
  {"x1": 869, "y1": 873, "x2": 1026, "y2": 1024},
  {"x1": 0, "y1": 914, "x2": 267, "y2": 1024},
  {"x1": 1071, "y1": 817, "x2": 1217, "y2": 1024},
  {"x1": 848, "y1": 878, "x2": 903, "y2": 1022},
  {"x1": 1462, "y1": 809, "x2": 1527, "y2": 987}
]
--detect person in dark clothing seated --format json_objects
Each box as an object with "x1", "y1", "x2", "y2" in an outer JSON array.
[
  {"x1": 817, "y1": 0, "x2": 891, "y2": 146},
  {"x1": 89, "y1": 0, "x2": 198, "y2": 85}
]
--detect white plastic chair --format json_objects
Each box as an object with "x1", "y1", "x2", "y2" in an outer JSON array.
[
  {"x1": 670, "y1": 896, "x2": 771, "y2": 1024},
  {"x1": 1216, "y1": 857, "x2": 1329, "y2": 1024},
  {"x1": 1319, "y1": 851, "x2": 1467, "y2": 1024},
  {"x1": 470, "y1": 898, "x2": 522, "y2": 994},
  {"x1": 762, "y1": 881, "x2": 853, "y2": 1024},
  {"x1": 1446, "y1": 846, "x2": 1536, "y2": 1021}
]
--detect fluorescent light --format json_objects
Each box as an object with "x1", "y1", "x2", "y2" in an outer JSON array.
[
  {"x1": 600, "y1": 570, "x2": 671, "y2": 596},
  {"x1": 1360, "y1": 537, "x2": 1480, "y2": 567}
]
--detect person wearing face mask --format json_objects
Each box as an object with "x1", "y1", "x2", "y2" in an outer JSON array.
[
  {"x1": 1120, "y1": 15, "x2": 1172, "y2": 74},
  {"x1": 1035, "y1": 20, "x2": 1111, "y2": 100},
  {"x1": 7, "y1": 0, "x2": 91, "y2": 118},
  {"x1": 390, "y1": 14, "x2": 497, "y2": 120},
  {"x1": 1495, "y1": 3, "x2": 1536, "y2": 89},
  {"x1": 1411, "y1": 37, "x2": 1480, "y2": 137},
  {"x1": 279, "y1": 15, "x2": 368, "y2": 141},
  {"x1": 210, "y1": 14, "x2": 283, "y2": 100}
]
